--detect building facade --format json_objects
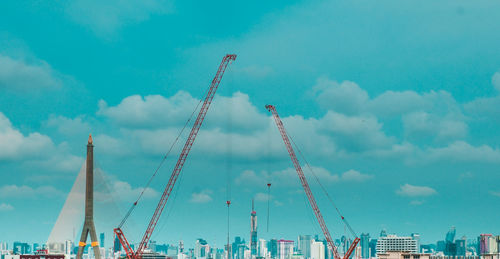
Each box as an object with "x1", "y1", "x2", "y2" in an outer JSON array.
[{"x1": 376, "y1": 235, "x2": 418, "y2": 255}]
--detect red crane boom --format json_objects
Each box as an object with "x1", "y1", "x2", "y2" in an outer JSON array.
[
  {"x1": 265, "y1": 104, "x2": 360, "y2": 259},
  {"x1": 115, "y1": 54, "x2": 237, "y2": 259}
]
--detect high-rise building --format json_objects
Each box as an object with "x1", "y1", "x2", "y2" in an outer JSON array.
[
  {"x1": 298, "y1": 235, "x2": 312, "y2": 259},
  {"x1": 479, "y1": 234, "x2": 493, "y2": 255},
  {"x1": 360, "y1": 234, "x2": 369, "y2": 259},
  {"x1": 114, "y1": 235, "x2": 121, "y2": 252},
  {"x1": 65, "y1": 240, "x2": 74, "y2": 255},
  {"x1": 269, "y1": 239, "x2": 278, "y2": 259},
  {"x1": 369, "y1": 239, "x2": 377, "y2": 258},
  {"x1": 195, "y1": 239, "x2": 209, "y2": 259},
  {"x1": 100, "y1": 233, "x2": 105, "y2": 248},
  {"x1": 251, "y1": 200, "x2": 258, "y2": 257},
  {"x1": 311, "y1": 241, "x2": 325, "y2": 259},
  {"x1": 411, "y1": 234, "x2": 420, "y2": 253},
  {"x1": 258, "y1": 239, "x2": 268, "y2": 258},
  {"x1": 277, "y1": 240, "x2": 293, "y2": 259},
  {"x1": 455, "y1": 237, "x2": 466, "y2": 256},
  {"x1": 376, "y1": 235, "x2": 417, "y2": 255}
]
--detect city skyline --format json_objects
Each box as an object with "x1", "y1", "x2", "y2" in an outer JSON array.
[{"x1": 1, "y1": 0, "x2": 500, "y2": 249}]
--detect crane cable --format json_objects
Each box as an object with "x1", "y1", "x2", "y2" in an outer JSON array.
[
  {"x1": 117, "y1": 93, "x2": 206, "y2": 228},
  {"x1": 285, "y1": 129, "x2": 358, "y2": 239}
]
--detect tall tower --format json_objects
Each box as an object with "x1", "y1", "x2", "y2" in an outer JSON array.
[
  {"x1": 250, "y1": 199, "x2": 257, "y2": 257},
  {"x1": 76, "y1": 135, "x2": 101, "y2": 259}
]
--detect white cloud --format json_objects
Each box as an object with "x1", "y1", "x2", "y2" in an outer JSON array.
[
  {"x1": 0, "y1": 54, "x2": 62, "y2": 91},
  {"x1": 108, "y1": 180, "x2": 159, "y2": 201},
  {"x1": 313, "y1": 79, "x2": 369, "y2": 115},
  {"x1": 396, "y1": 184, "x2": 437, "y2": 197},
  {"x1": 425, "y1": 141, "x2": 500, "y2": 163},
  {"x1": 98, "y1": 91, "x2": 198, "y2": 128},
  {"x1": 64, "y1": 0, "x2": 172, "y2": 37},
  {"x1": 0, "y1": 112, "x2": 54, "y2": 160},
  {"x1": 402, "y1": 111, "x2": 467, "y2": 142},
  {"x1": 98, "y1": 91, "x2": 268, "y2": 132},
  {"x1": 189, "y1": 190, "x2": 213, "y2": 203},
  {"x1": 340, "y1": 170, "x2": 373, "y2": 182},
  {"x1": 319, "y1": 111, "x2": 394, "y2": 151},
  {"x1": 0, "y1": 203, "x2": 14, "y2": 211},
  {"x1": 0, "y1": 185, "x2": 62, "y2": 198},
  {"x1": 44, "y1": 115, "x2": 91, "y2": 136}
]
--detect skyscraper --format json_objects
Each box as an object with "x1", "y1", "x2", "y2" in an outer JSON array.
[
  {"x1": 251, "y1": 200, "x2": 257, "y2": 257},
  {"x1": 269, "y1": 239, "x2": 278, "y2": 259},
  {"x1": 311, "y1": 241, "x2": 325, "y2": 259},
  {"x1": 277, "y1": 240, "x2": 293, "y2": 259},
  {"x1": 360, "y1": 233, "x2": 370, "y2": 259},
  {"x1": 411, "y1": 233, "x2": 420, "y2": 253},
  {"x1": 114, "y1": 234, "x2": 121, "y2": 252},
  {"x1": 100, "y1": 233, "x2": 105, "y2": 248},
  {"x1": 298, "y1": 235, "x2": 312, "y2": 259}
]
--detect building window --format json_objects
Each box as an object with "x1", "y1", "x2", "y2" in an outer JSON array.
[
  {"x1": 404, "y1": 255, "x2": 410, "y2": 259},
  {"x1": 413, "y1": 255, "x2": 420, "y2": 259}
]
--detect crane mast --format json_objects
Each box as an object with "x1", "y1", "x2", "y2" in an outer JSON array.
[
  {"x1": 114, "y1": 54, "x2": 236, "y2": 259},
  {"x1": 265, "y1": 104, "x2": 360, "y2": 259}
]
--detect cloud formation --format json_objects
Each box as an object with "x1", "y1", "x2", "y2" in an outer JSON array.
[
  {"x1": 189, "y1": 189, "x2": 213, "y2": 203},
  {"x1": 0, "y1": 112, "x2": 54, "y2": 160},
  {"x1": 396, "y1": 184, "x2": 437, "y2": 197},
  {"x1": 0, "y1": 54, "x2": 62, "y2": 91},
  {"x1": 0, "y1": 203, "x2": 14, "y2": 211},
  {"x1": 64, "y1": 0, "x2": 172, "y2": 37}
]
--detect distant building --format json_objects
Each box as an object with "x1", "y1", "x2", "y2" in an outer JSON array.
[
  {"x1": 298, "y1": 235, "x2": 312, "y2": 259},
  {"x1": 251, "y1": 201, "x2": 258, "y2": 257},
  {"x1": 376, "y1": 235, "x2": 418, "y2": 255},
  {"x1": 100, "y1": 233, "x2": 105, "y2": 248},
  {"x1": 310, "y1": 241, "x2": 324, "y2": 259},
  {"x1": 377, "y1": 251, "x2": 431, "y2": 259},
  {"x1": 114, "y1": 235, "x2": 121, "y2": 252},
  {"x1": 479, "y1": 234, "x2": 493, "y2": 255},
  {"x1": 277, "y1": 240, "x2": 293, "y2": 259},
  {"x1": 258, "y1": 239, "x2": 268, "y2": 258},
  {"x1": 269, "y1": 239, "x2": 278, "y2": 259},
  {"x1": 369, "y1": 239, "x2": 378, "y2": 258},
  {"x1": 410, "y1": 234, "x2": 420, "y2": 253},
  {"x1": 455, "y1": 238, "x2": 466, "y2": 257},
  {"x1": 13, "y1": 242, "x2": 31, "y2": 255},
  {"x1": 195, "y1": 239, "x2": 209, "y2": 259},
  {"x1": 360, "y1": 234, "x2": 370, "y2": 259}
]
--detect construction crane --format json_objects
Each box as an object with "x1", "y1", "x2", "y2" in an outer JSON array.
[
  {"x1": 114, "y1": 54, "x2": 237, "y2": 259},
  {"x1": 265, "y1": 104, "x2": 360, "y2": 259}
]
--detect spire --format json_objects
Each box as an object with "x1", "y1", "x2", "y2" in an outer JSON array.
[{"x1": 88, "y1": 134, "x2": 93, "y2": 145}]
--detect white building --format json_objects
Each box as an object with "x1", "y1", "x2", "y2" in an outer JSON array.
[
  {"x1": 258, "y1": 239, "x2": 268, "y2": 258},
  {"x1": 277, "y1": 240, "x2": 294, "y2": 259},
  {"x1": 311, "y1": 241, "x2": 324, "y2": 259},
  {"x1": 376, "y1": 235, "x2": 418, "y2": 255}
]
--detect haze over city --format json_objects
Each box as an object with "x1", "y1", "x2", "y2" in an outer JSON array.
[{"x1": 0, "y1": 1, "x2": 500, "y2": 259}]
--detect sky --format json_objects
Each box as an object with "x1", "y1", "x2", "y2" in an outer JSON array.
[{"x1": 1, "y1": 0, "x2": 500, "y2": 249}]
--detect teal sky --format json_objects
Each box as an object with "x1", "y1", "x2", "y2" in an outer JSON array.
[{"x1": 1, "y1": 0, "x2": 500, "y2": 249}]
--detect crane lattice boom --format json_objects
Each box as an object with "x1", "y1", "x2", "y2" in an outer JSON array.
[
  {"x1": 265, "y1": 104, "x2": 360, "y2": 259},
  {"x1": 115, "y1": 54, "x2": 236, "y2": 259}
]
